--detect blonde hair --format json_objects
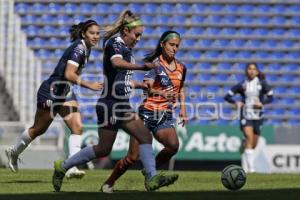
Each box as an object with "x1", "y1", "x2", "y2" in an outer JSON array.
[{"x1": 102, "y1": 9, "x2": 141, "y2": 48}]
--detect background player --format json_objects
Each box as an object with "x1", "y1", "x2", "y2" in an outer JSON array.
[{"x1": 224, "y1": 63, "x2": 273, "y2": 173}]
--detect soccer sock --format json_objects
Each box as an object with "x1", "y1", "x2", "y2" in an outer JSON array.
[
  {"x1": 61, "y1": 146, "x2": 96, "y2": 171},
  {"x1": 139, "y1": 144, "x2": 156, "y2": 181},
  {"x1": 155, "y1": 147, "x2": 176, "y2": 168},
  {"x1": 68, "y1": 134, "x2": 82, "y2": 157},
  {"x1": 105, "y1": 156, "x2": 135, "y2": 186},
  {"x1": 12, "y1": 129, "x2": 33, "y2": 156},
  {"x1": 245, "y1": 148, "x2": 255, "y2": 172}
]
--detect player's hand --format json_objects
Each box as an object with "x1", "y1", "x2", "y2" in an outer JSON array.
[
  {"x1": 253, "y1": 101, "x2": 263, "y2": 109},
  {"x1": 178, "y1": 110, "x2": 188, "y2": 127},
  {"x1": 235, "y1": 101, "x2": 244, "y2": 109},
  {"x1": 88, "y1": 82, "x2": 103, "y2": 91},
  {"x1": 142, "y1": 62, "x2": 159, "y2": 71}
]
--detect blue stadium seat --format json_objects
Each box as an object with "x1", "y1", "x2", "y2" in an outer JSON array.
[
  {"x1": 197, "y1": 73, "x2": 212, "y2": 81},
  {"x1": 286, "y1": 52, "x2": 300, "y2": 59},
  {"x1": 140, "y1": 15, "x2": 153, "y2": 24},
  {"x1": 57, "y1": 14, "x2": 72, "y2": 24},
  {"x1": 63, "y1": 3, "x2": 77, "y2": 13},
  {"x1": 282, "y1": 97, "x2": 295, "y2": 104},
  {"x1": 256, "y1": 16, "x2": 270, "y2": 24},
  {"x1": 209, "y1": 4, "x2": 223, "y2": 12},
  {"x1": 37, "y1": 14, "x2": 55, "y2": 23},
  {"x1": 284, "y1": 63, "x2": 298, "y2": 71},
  {"x1": 188, "y1": 51, "x2": 201, "y2": 59},
  {"x1": 48, "y1": 3, "x2": 62, "y2": 13},
  {"x1": 175, "y1": 27, "x2": 187, "y2": 35},
  {"x1": 31, "y1": 3, "x2": 48, "y2": 12},
  {"x1": 238, "y1": 16, "x2": 253, "y2": 24},
  {"x1": 186, "y1": 27, "x2": 205, "y2": 35},
  {"x1": 36, "y1": 49, "x2": 51, "y2": 59},
  {"x1": 222, "y1": 28, "x2": 237, "y2": 35},
  {"x1": 262, "y1": 39, "x2": 277, "y2": 48},
  {"x1": 291, "y1": 16, "x2": 300, "y2": 25},
  {"x1": 126, "y1": 3, "x2": 142, "y2": 13},
  {"x1": 106, "y1": 14, "x2": 119, "y2": 24},
  {"x1": 144, "y1": 3, "x2": 159, "y2": 13},
  {"x1": 109, "y1": 4, "x2": 125, "y2": 13},
  {"x1": 57, "y1": 25, "x2": 69, "y2": 36},
  {"x1": 257, "y1": 4, "x2": 270, "y2": 12},
  {"x1": 15, "y1": 3, "x2": 29, "y2": 14},
  {"x1": 175, "y1": 3, "x2": 191, "y2": 13},
  {"x1": 171, "y1": 15, "x2": 187, "y2": 25},
  {"x1": 274, "y1": 86, "x2": 287, "y2": 94},
  {"x1": 222, "y1": 51, "x2": 236, "y2": 59},
  {"x1": 230, "y1": 39, "x2": 246, "y2": 47},
  {"x1": 238, "y1": 51, "x2": 252, "y2": 59},
  {"x1": 266, "y1": 74, "x2": 279, "y2": 82},
  {"x1": 217, "y1": 63, "x2": 232, "y2": 70},
  {"x1": 224, "y1": 4, "x2": 239, "y2": 13},
  {"x1": 240, "y1": 4, "x2": 255, "y2": 12},
  {"x1": 287, "y1": 4, "x2": 300, "y2": 12},
  {"x1": 95, "y1": 3, "x2": 111, "y2": 13},
  {"x1": 47, "y1": 38, "x2": 62, "y2": 46},
  {"x1": 245, "y1": 39, "x2": 261, "y2": 48},
  {"x1": 53, "y1": 49, "x2": 64, "y2": 57},
  {"x1": 292, "y1": 86, "x2": 300, "y2": 94},
  {"x1": 271, "y1": 16, "x2": 286, "y2": 25},
  {"x1": 25, "y1": 25, "x2": 38, "y2": 36},
  {"x1": 153, "y1": 15, "x2": 170, "y2": 24},
  {"x1": 191, "y1": 15, "x2": 205, "y2": 24},
  {"x1": 272, "y1": 28, "x2": 286, "y2": 36},
  {"x1": 223, "y1": 15, "x2": 237, "y2": 24},
  {"x1": 216, "y1": 74, "x2": 229, "y2": 81},
  {"x1": 159, "y1": 3, "x2": 173, "y2": 13},
  {"x1": 22, "y1": 14, "x2": 36, "y2": 23},
  {"x1": 79, "y1": 3, "x2": 95, "y2": 13},
  {"x1": 73, "y1": 14, "x2": 87, "y2": 24},
  {"x1": 254, "y1": 51, "x2": 269, "y2": 59},
  {"x1": 239, "y1": 28, "x2": 253, "y2": 35},
  {"x1": 205, "y1": 85, "x2": 219, "y2": 93},
  {"x1": 154, "y1": 26, "x2": 169, "y2": 35},
  {"x1": 40, "y1": 25, "x2": 57, "y2": 35},
  {"x1": 214, "y1": 39, "x2": 230, "y2": 47},
  {"x1": 279, "y1": 40, "x2": 294, "y2": 48},
  {"x1": 273, "y1": 4, "x2": 286, "y2": 13},
  {"x1": 271, "y1": 52, "x2": 285, "y2": 59},
  {"x1": 206, "y1": 27, "x2": 221, "y2": 35},
  {"x1": 254, "y1": 28, "x2": 269, "y2": 36},
  {"x1": 198, "y1": 39, "x2": 213, "y2": 47},
  {"x1": 190, "y1": 3, "x2": 206, "y2": 12},
  {"x1": 205, "y1": 15, "x2": 222, "y2": 23},
  {"x1": 288, "y1": 29, "x2": 300, "y2": 36},
  {"x1": 268, "y1": 63, "x2": 281, "y2": 71},
  {"x1": 43, "y1": 61, "x2": 54, "y2": 70},
  {"x1": 205, "y1": 51, "x2": 219, "y2": 58}
]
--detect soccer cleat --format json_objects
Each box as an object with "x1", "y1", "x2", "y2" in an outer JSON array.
[
  {"x1": 100, "y1": 183, "x2": 114, "y2": 193},
  {"x1": 144, "y1": 173, "x2": 178, "y2": 191},
  {"x1": 52, "y1": 160, "x2": 66, "y2": 192},
  {"x1": 65, "y1": 167, "x2": 85, "y2": 179},
  {"x1": 5, "y1": 147, "x2": 19, "y2": 172}
]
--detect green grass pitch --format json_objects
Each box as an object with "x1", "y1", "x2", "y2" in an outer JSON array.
[{"x1": 0, "y1": 169, "x2": 300, "y2": 200}]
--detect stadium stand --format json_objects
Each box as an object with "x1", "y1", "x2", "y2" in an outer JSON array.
[{"x1": 11, "y1": 0, "x2": 300, "y2": 125}]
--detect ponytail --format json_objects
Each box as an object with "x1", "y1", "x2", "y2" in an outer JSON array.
[{"x1": 102, "y1": 9, "x2": 141, "y2": 48}]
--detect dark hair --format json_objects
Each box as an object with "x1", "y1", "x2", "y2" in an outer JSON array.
[
  {"x1": 143, "y1": 30, "x2": 180, "y2": 62},
  {"x1": 102, "y1": 9, "x2": 141, "y2": 48},
  {"x1": 69, "y1": 19, "x2": 99, "y2": 42},
  {"x1": 245, "y1": 63, "x2": 265, "y2": 80}
]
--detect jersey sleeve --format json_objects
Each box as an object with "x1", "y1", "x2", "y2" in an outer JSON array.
[
  {"x1": 144, "y1": 68, "x2": 156, "y2": 81},
  {"x1": 224, "y1": 82, "x2": 243, "y2": 104},
  {"x1": 262, "y1": 80, "x2": 274, "y2": 104},
  {"x1": 67, "y1": 43, "x2": 85, "y2": 67},
  {"x1": 106, "y1": 39, "x2": 124, "y2": 61}
]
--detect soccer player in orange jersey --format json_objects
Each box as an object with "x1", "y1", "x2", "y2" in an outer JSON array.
[{"x1": 101, "y1": 30, "x2": 187, "y2": 193}]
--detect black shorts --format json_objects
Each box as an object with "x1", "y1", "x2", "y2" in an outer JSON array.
[
  {"x1": 37, "y1": 80, "x2": 77, "y2": 111},
  {"x1": 240, "y1": 118, "x2": 264, "y2": 135},
  {"x1": 96, "y1": 98, "x2": 135, "y2": 132}
]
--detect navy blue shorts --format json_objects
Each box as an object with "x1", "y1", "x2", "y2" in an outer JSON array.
[
  {"x1": 138, "y1": 107, "x2": 175, "y2": 134},
  {"x1": 37, "y1": 80, "x2": 77, "y2": 111},
  {"x1": 240, "y1": 118, "x2": 264, "y2": 135},
  {"x1": 96, "y1": 98, "x2": 135, "y2": 132}
]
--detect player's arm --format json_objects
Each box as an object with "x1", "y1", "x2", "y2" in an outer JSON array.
[
  {"x1": 178, "y1": 86, "x2": 188, "y2": 126},
  {"x1": 224, "y1": 83, "x2": 244, "y2": 108},
  {"x1": 130, "y1": 80, "x2": 148, "y2": 89},
  {"x1": 111, "y1": 57, "x2": 157, "y2": 71},
  {"x1": 64, "y1": 63, "x2": 102, "y2": 91},
  {"x1": 262, "y1": 80, "x2": 274, "y2": 104}
]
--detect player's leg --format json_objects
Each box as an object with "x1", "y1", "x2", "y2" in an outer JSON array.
[
  {"x1": 153, "y1": 127, "x2": 179, "y2": 168},
  {"x1": 6, "y1": 108, "x2": 54, "y2": 172},
  {"x1": 242, "y1": 125, "x2": 256, "y2": 173},
  {"x1": 101, "y1": 136, "x2": 139, "y2": 193},
  {"x1": 121, "y1": 112, "x2": 178, "y2": 191},
  {"x1": 58, "y1": 100, "x2": 85, "y2": 179}
]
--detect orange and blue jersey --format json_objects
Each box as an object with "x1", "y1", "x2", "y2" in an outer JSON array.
[{"x1": 143, "y1": 55, "x2": 186, "y2": 112}]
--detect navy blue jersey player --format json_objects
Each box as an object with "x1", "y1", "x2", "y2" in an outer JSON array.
[
  {"x1": 52, "y1": 10, "x2": 178, "y2": 193},
  {"x1": 224, "y1": 63, "x2": 273, "y2": 173},
  {"x1": 6, "y1": 20, "x2": 102, "y2": 179}
]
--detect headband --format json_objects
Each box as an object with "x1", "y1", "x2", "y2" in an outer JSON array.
[
  {"x1": 162, "y1": 33, "x2": 180, "y2": 42},
  {"x1": 125, "y1": 19, "x2": 143, "y2": 28}
]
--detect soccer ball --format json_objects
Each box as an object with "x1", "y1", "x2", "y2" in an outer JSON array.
[{"x1": 221, "y1": 164, "x2": 246, "y2": 191}]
